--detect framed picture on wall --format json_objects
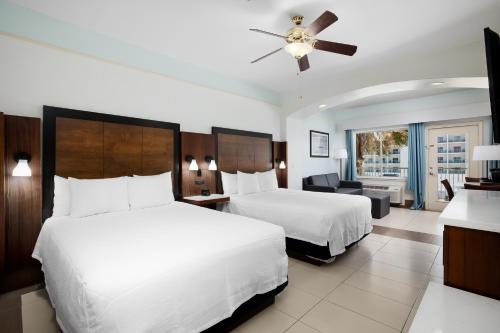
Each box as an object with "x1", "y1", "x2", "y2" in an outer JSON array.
[{"x1": 310, "y1": 130, "x2": 329, "y2": 158}]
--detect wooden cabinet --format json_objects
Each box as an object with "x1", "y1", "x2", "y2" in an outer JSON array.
[{"x1": 444, "y1": 225, "x2": 500, "y2": 300}]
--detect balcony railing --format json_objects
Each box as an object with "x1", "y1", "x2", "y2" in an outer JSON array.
[
  {"x1": 437, "y1": 136, "x2": 466, "y2": 143},
  {"x1": 437, "y1": 148, "x2": 466, "y2": 153},
  {"x1": 359, "y1": 167, "x2": 408, "y2": 178},
  {"x1": 437, "y1": 159, "x2": 466, "y2": 164}
]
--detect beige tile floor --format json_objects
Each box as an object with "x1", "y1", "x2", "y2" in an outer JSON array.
[
  {"x1": 372, "y1": 207, "x2": 443, "y2": 236},
  {"x1": 0, "y1": 208, "x2": 444, "y2": 333}
]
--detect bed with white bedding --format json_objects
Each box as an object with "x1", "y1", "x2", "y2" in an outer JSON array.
[
  {"x1": 222, "y1": 188, "x2": 372, "y2": 259},
  {"x1": 33, "y1": 201, "x2": 288, "y2": 333}
]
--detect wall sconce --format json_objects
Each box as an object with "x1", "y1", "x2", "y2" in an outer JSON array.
[
  {"x1": 13, "y1": 152, "x2": 32, "y2": 177},
  {"x1": 186, "y1": 155, "x2": 201, "y2": 176},
  {"x1": 205, "y1": 156, "x2": 217, "y2": 171},
  {"x1": 276, "y1": 159, "x2": 286, "y2": 170}
]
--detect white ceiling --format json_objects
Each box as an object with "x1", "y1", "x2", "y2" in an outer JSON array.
[{"x1": 9, "y1": 0, "x2": 500, "y2": 95}]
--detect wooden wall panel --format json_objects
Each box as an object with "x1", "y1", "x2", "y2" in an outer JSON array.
[
  {"x1": 273, "y1": 141, "x2": 288, "y2": 188},
  {"x1": 55, "y1": 118, "x2": 104, "y2": 179},
  {"x1": 2, "y1": 116, "x2": 42, "y2": 292},
  {"x1": 103, "y1": 123, "x2": 142, "y2": 178},
  {"x1": 218, "y1": 134, "x2": 238, "y2": 173},
  {"x1": 141, "y1": 127, "x2": 174, "y2": 176},
  {"x1": 0, "y1": 112, "x2": 4, "y2": 272},
  {"x1": 444, "y1": 225, "x2": 500, "y2": 300},
  {"x1": 237, "y1": 136, "x2": 256, "y2": 173},
  {"x1": 180, "y1": 132, "x2": 216, "y2": 197},
  {"x1": 55, "y1": 119, "x2": 174, "y2": 179},
  {"x1": 43, "y1": 107, "x2": 180, "y2": 221},
  {"x1": 217, "y1": 133, "x2": 272, "y2": 174},
  {"x1": 254, "y1": 137, "x2": 272, "y2": 172}
]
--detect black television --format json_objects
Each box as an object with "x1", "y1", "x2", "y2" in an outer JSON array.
[{"x1": 485, "y1": 27, "x2": 500, "y2": 144}]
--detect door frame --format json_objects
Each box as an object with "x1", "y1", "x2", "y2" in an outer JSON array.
[{"x1": 425, "y1": 121, "x2": 483, "y2": 211}]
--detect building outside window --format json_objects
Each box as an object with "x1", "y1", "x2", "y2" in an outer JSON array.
[{"x1": 355, "y1": 128, "x2": 409, "y2": 178}]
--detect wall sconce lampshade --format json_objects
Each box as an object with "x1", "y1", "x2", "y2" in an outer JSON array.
[
  {"x1": 13, "y1": 153, "x2": 32, "y2": 177},
  {"x1": 279, "y1": 161, "x2": 286, "y2": 169},
  {"x1": 205, "y1": 156, "x2": 217, "y2": 171},
  {"x1": 188, "y1": 159, "x2": 199, "y2": 171},
  {"x1": 185, "y1": 155, "x2": 199, "y2": 171}
]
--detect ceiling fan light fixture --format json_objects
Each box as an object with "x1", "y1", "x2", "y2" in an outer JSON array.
[{"x1": 284, "y1": 41, "x2": 314, "y2": 59}]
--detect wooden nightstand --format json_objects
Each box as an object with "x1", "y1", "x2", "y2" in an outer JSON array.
[{"x1": 181, "y1": 194, "x2": 230, "y2": 208}]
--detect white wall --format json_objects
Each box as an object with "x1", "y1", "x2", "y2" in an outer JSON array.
[
  {"x1": 286, "y1": 111, "x2": 337, "y2": 189},
  {"x1": 0, "y1": 34, "x2": 281, "y2": 138}
]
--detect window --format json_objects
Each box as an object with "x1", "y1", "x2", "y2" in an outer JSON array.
[{"x1": 355, "y1": 128, "x2": 409, "y2": 178}]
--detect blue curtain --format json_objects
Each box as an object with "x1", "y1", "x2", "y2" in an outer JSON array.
[
  {"x1": 407, "y1": 123, "x2": 426, "y2": 210},
  {"x1": 345, "y1": 129, "x2": 356, "y2": 181}
]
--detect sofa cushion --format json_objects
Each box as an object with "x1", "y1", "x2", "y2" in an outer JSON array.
[
  {"x1": 309, "y1": 175, "x2": 329, "y2": 187},
  {"x1": 336, "y1": 187, "x2": 363, "y2": 195},
  {"x1": 326, "y1": 173, "x2": 340, "y2": 188}
]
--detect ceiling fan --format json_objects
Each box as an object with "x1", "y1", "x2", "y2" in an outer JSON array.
[{"x1": 250, "y1": 11, "x2": 357, "y2": 72}]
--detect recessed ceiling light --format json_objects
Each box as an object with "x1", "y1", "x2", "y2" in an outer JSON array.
[
  {"x1": 431, "y1": 81, "x2": 445, "y2": 86},
  {"x1": 319, "y1": 104, "x2": 327, "y2": 108}
]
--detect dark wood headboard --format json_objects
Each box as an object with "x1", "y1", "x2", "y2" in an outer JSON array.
[
  {"x1": 212, "y1": 127, "x2": 273, "y2": 192},
  {"x1": 42, "y1": 106, "x2": 180, "y2": 221}
]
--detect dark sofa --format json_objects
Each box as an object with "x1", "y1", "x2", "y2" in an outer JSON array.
[{"x1": 302, "y1": 173, "x2": 363, "y2": 195}]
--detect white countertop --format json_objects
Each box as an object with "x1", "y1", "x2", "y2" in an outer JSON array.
[
  {"x1": 409, "y1": 282, "x2": 500, "y2": 333},
  {"x1": 183, "y1": 194, "x2": 229, "y2": 201},
  {"x1": 438, "y1": 189, "x2": 500, "y2": 233}
]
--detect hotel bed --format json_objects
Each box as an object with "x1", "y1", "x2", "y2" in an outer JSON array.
[
  {"x1": 223, "y1": 188, "x2": 372, "y2": 259},
  {"x1": 212, "y1": 127, "x2": 373, "y2": 261},
  {"x1": 38, "y1": 107, "x2": 288, "y2": 333},
  {"x1": 33, "y1": 202, "x2": 287, "y2": 333}
]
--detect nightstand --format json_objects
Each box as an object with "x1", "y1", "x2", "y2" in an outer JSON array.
[{"x1": 181, "y1": 194, "x2": 230, "y2": 208}]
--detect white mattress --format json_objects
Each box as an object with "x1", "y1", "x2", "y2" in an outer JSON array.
[
  {"x1": 33, "y1": 202, "x2": 288, "y2": 333},
  {"x1": 223, "y1": 189, "x2": 372, "y2": 256}
]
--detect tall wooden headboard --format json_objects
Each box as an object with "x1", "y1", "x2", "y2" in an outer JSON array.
[
  {"x1": 212, "y1": 127, "x2": 273, "y2": 192},
  {"x1": 42, "y1": 106, "x2": 180, "y2": 221}
]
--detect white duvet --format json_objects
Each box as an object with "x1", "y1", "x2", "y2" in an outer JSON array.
[
  {"x1": 223, "y1": 189, "x2": 372, "y2": 256},
  {"x1": 33, "y1": 202, "x2": 288, "y2": 333}
]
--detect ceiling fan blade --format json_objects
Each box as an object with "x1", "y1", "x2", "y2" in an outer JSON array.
[
  {"x1": 307, "y1": 11, "x2": 338, "y2": 35},
  {"x1": 249, "y1": 28, "x2": 287, "y2": 39},
  {"x1": 251, "y1": 47, "x2": 283, "y2": 64},
  {"x1": 298, "y1": 55, "x2": 310, "y2": 71},
  {"x1": 314, "y1": 40, "x2": 357, "y2": 56}
]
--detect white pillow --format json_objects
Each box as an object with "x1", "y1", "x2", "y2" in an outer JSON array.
[
  {"x1": 52, "y1": 175, "x2": 71, "y2": 217},
  {"x1": 237, "y1": 171, "x2": 261, "y2": 195},
  {"x1": 221, "y1": 171, "x2": 238, "y2": 195},
  {"x1": 257, "y1": 169, "x2": 279, "y2": 192},
  {"x1": 69, "y1": 177, "x2": 129, "y2": 218},
  {"x1": 128, "y1": 172, "x2": 174, "y2": 209}
]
